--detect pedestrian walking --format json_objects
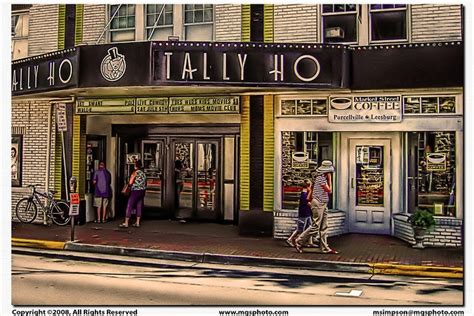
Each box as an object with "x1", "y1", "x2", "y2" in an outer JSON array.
[
  {"x1": 92, "y1": 161, "x2": 112, "y2": 223},
  {"x1": 286, "y1": 179, "x2": 318, "y2": 247},
  {"x1": 120, "y1": 160, "x2": 147, "y2": 228},
  {"x1": 295, "y1": 160, "x2": 338, "y2": 254}
]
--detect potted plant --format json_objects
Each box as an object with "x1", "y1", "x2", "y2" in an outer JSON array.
[{"x1": 409, "y1": 208, "x2": 436, "y2": 249}]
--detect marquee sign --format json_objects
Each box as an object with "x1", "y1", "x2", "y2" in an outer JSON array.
[
  {"x1": 76, "y1": 96, "x2": 240, "y2": 115},
  {"x1": 152, "y1": 42, "x2": 349, "y2": 88},
  {"x1": 328, "y1": 96, "x2": 402, "y2": 123},
  {"x1": 11, "y1": 48, "x2": 79, "y2": 96}
]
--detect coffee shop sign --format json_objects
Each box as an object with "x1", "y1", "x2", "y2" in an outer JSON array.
[
  {"x1": 12, "y1": 57, "x2": 74, "y2": 92},
  {"x1": 328, "y1": 96, "x2": 402, "y2": 123}
]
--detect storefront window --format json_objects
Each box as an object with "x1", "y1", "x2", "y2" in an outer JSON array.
[
  {"x1": 12, "y1": 135, "x2": 22, "y2": 187},
  {"x1": 280, "y1": 98, "x2": 328, "y2": 116},
  {"x1": 281, "y1": 132, "x2": 334, "y2": 209},
  {"x1": 403, "y1": 96, "x2": 456, "y2": 114},
  {"x1": 407, "y1": 132, "x2": 456, "y2": 217}
]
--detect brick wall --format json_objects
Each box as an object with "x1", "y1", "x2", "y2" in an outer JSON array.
[
  {"x1": 215, "y1": 4, "x2": 241, "y2": 42},
  {"x1": 393, "y1": 213, "x2": 462, "y2": 247},
  {"x1": 83, "y1": 4, "x2": 107, "y2": 45},
  {"x1": 274, "y1": 209, "x2": 347, "y2": 239},
  {"x1": 11, "y1": 100, "x2": 57, "y2": 222},
  {"x1": 28, "y1": 4, "x2": 59, "y2": 56},
  {"x1": 274, "y1": 5, "x2": 318, "y2": 43},
  {"x1": 411, "y1": 5, "x2": 462, "y2": 42}
]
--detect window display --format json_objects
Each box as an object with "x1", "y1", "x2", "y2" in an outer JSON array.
[
  {"x1": 281, "y1": 132, "x2": 333, "y2": 209},
  {"x1": 408, "y1": 132, "x2": 456, "y2": 216}
]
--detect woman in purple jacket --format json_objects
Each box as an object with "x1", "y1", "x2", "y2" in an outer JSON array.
[{"x1": 92, "y1": 161, "x2": 112, "y2": 223}]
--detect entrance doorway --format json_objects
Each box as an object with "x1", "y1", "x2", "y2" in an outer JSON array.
[
  {"x1": 349, "y1": 139, "x2": 391, "y2": 234},
  {"x1": 114, "y1": 124, "x2": 238, "y2": 222}
]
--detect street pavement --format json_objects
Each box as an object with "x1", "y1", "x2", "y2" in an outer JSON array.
[
  {"x1": 12, "y1": 251, "x2": 463, "y2": 305},
  {"x1": 11, "y1": 219, "x2": 464, "y2": 278}
]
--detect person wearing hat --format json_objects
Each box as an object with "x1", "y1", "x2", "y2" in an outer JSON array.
[{"x1": 295, "y1": 160, "x2": 339, "y2": 254}]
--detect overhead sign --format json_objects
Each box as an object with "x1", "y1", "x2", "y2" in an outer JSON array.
[
  {"x1": 55, "y1": 103, "x2": 67, "y2": 132},
  {"x1": 77, "y1": 96, "x2": 240, "y2": 114},
  {"x1": 11, "y1": 48, "x2": 79, "y2": 96},
  {"x1": 76, "y1": 98, "x2": 136, "y2": 114},
  {"x1": 328, "y1": 96, "x2": 402, "y2": 123},
  {"x1": 169, "y1": 96, "x2": 240, "y2": 113},
  {"x1": 152, "y1": 41, "x2": 349, "y2": 88}
]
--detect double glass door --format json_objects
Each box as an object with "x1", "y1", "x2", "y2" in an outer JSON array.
[
  {"x1": 172, "y1": 139, "x2": 219, "y2": 220},
  {"x1": 121, "y1": 137, "x2": 220, "y2": 220}
]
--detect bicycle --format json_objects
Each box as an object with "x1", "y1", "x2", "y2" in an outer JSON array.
[{"x1": 15, "y1": 184, "x2": 71, "y2": 226}]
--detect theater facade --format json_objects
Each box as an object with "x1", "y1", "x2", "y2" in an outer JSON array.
[{"x1": 11, "y1": 39, "x2": 463, "y2": 247}]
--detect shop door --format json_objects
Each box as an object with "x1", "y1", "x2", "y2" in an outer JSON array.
[
  {"x1": 172, "y1": 139, "x2": 220, "y2": 220},
  {"x1": 141, "y1": 140, "x2": 165, "y2": 211},
  {"x1": 349, "y1": 139, "x2": 391, "y2": 234}
]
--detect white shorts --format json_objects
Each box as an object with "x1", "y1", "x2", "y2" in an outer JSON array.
[{"x1": 94, "y1": 197, "x2": 109, "y2": 208}]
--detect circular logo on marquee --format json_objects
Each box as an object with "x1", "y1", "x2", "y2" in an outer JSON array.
[{"x1": 100, "y1": 47, "x2": 126, "y2": 82}]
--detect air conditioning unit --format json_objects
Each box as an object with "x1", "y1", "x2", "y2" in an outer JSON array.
[{"x1": 325, "y1": 27, "x2": 344, "y2": 39}]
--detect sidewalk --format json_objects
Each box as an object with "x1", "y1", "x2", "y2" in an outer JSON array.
[{"x1": 11, "y1": 219, "x2": 463, "y2": 278}]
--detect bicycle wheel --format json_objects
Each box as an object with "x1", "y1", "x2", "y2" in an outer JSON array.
[
  {"x1": 51, "y1": 200, "x2": 71, "y2": 226},
  {"x1": 15, "y1": 198, "x2": 38, "y2": 223}
]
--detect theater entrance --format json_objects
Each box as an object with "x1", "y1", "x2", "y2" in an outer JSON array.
[{"x1": 115, "y1": 125, "x2": 239, "y2": 222}]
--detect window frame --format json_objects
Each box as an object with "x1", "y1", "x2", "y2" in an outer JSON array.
[
  {"x1": 183, "y1": 4, "x2": 215, "y2": 41},
  {"x1": 320, "y1": 4, "x2": 359, "y2": 45},
  {"x1": 280, "y1": 131, "x2": 337, "y2": 210},
  {"x1": 108, "y1": 4, "x2": 137, "y2": 43},
  {"x1": 369, "y1": 4, "x2": 409, "y2": 44},
  {"x1": 278, "y1": 97, "x2": 329, "y2": 117},
  {"x1": 145, "y1": 4, "x2": 173, "y2": 40},
  {"x1": 11, "y1": 10, "x2": 29, "y2": 39},
  {"x1": 402, "y1": 95, "x2": 459, "y2": 116}
]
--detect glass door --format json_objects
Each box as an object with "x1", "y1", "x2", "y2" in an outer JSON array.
[
  {"x1": 349, "y1": 139, "x2": 391, "y2": 234},
  {"x1": 142, "y1": 140, "x2": 165, "y2": 210},
  {"x1": 172, "y1": 138, "x2": 220, "y2": 220},
  {"x1": 196, "y1": 141, "x2": 219, "y2": 219},
  {"x1": 173, "y1": 140, "x2": 195, "y2": 219}
]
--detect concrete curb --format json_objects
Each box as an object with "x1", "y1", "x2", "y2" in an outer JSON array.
[
  {"x1": 12, "y1": 238, "x2": 463, "y2": 279},
  {"x1": 12, "y1": 238, "x2": 66, "y2": 250}
]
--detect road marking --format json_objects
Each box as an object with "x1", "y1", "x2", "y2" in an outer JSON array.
[{"x1": 335, "y1": 289, "x2": 363, "y2": 297}]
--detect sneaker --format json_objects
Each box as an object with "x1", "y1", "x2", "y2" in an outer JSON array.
[
  {"x1": 295, "y1": 243, "x2": 304, "y2": 253},
  {"x1": 323, "y1": 248, "x2": 339, "y2": 254},
  {"x1": 285, "y1": 239, "x2": 295, "y2": 247}
]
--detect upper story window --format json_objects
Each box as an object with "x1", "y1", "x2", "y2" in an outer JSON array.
[
  {"x1": 370, "y1": 4, "x2": 407, "y2": 42},
  {"x1": 110, "y1": 4, "x2": 136, "y2": 42},
  {"x1": 321, "y1": 4, "x2": 358, "y2": 44},
  {"x1": 146, "y1": 4, "x2": 173, "y2": 40},
  {"x1": 184, "y1": 4, "x2": 213, "y2": 41},
  {"x1": 12, "y1": 8, "x2": 30, "y2": 60}
]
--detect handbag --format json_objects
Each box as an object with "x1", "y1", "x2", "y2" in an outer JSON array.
[{"x1": 121, "y1": 183, "x2": 131, "y2": 196}]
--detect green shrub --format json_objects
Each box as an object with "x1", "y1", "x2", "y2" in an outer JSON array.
[{"x1": 409, "y1": 208, "x2": 436, "y2": 229}]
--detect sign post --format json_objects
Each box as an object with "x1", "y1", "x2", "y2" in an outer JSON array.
[
  {"x1": 69, "y1": 177, "x2": 79, "y2": 241},
  {"x1": 56, "y1": 103, "x2": 69, "y2": 199}
]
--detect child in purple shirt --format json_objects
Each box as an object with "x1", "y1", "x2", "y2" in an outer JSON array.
[{"x1": 286, "y1": 179, "x2": 315, "y2": 247}]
